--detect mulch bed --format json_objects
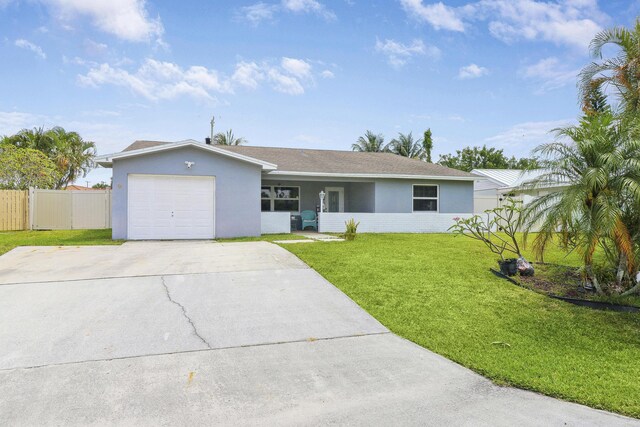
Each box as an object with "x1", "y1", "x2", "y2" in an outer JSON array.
[{"x1": 491, "y1": 263, "x2": 640, "y2": 313}]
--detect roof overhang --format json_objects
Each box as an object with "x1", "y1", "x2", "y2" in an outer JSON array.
[
  {"x1": 95, "y1": 140, "x2": 278, "y2": 171},
  {"x1": 265, "y1": 170, "x2": 479, "y2": 181}
]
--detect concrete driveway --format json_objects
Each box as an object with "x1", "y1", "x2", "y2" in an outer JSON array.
[{"x1": 0, "y1": 242, "x2": 636, "y2": 426}]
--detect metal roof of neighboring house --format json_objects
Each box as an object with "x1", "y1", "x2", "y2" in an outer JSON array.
[
  {"x1": 471, "y1": 169, "x2": 545, "y2": 188},
  {"x1": 111, "y1": 140, "x2": 477, "y2": 180}
]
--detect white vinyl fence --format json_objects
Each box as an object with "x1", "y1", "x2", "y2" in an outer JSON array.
[{"x1": 30, "y1": 189, "x2": 111, "y2": 230}]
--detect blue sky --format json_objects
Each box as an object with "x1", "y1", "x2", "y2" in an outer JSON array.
[{"x1": 1, "y1": 0, "x2": 638, "y2": 185}]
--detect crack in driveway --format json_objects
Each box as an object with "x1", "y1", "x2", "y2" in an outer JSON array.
[{"x1": 160, "y1": 276, "x2": 212, "y2": 349}]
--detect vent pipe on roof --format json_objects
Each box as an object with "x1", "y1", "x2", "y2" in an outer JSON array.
[{"x1": 205, "y1": 137, "x2": 212, "y2": 145}]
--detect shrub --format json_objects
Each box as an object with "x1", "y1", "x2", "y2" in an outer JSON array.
[{"x1": 344, "y1": 218, "x2": 360, "y2": 241}]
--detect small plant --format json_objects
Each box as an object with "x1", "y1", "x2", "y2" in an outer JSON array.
[
  {"x1": 344, "y1": 218, "x2": 360, "y2": 241},
  {"x1": 449, "y1": 198, "x2": 534, "y2": 276}
]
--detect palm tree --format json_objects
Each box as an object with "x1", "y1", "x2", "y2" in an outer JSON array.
[
  {"x1": 521, "y1": 112, "x2": 640, "y2": 294},
  {"x1": 386, "y1": 132, "x2": 425, "y2": 159},
  {"x1": 423, "y1": 128, "x2": 433, "y2": 162},
  {"x1": 579, "y1": 19, "x2": 640, "y2": 117},
  {"x1": 52, "y1": 127, "x2": 96, "y2": 188},
  {"x1": 352, "y1": 131, "x2": 384, "y2": 152},
  {"x1": 2, "y1": 126, "x2": 96, "y2": 189},
  {"x1": 2, "y1": 126, "x2": 54, "y2": 152},
  {"x1": 213, "y1": 129, "x2": 247, "y2": 146}
]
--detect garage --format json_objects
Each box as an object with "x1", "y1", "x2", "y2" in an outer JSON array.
[
  {"x1": 128, "y1": 174, "x2": 215, "y2": 240},
  {"x1": 95, "y1": 140, "x2": 276, "y2": 240}
]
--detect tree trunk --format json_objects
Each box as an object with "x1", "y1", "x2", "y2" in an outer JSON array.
[
  {"x1": 622, "y1": 273, "x2": 640, "y2": 296},
  {"x1": 616, "y1": 254, "x2": 627, "y2": 288},
  {"x1": 585, "y1": 264, "x2": 604, "y2": 295}
]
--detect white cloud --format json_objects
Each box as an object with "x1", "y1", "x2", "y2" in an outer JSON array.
[
  {"x1": 240, "y1": 3, "x2": 278, "y2": 25},
  {"x1": 78, "y1": 59, "x2": 231, "y2": 102},
  {"x1": 77, "y1": 56, "x2": 324, "y2": 100},
  {"x1": 520, "y1": 57, "x2": 579, "y2": 93},
  {"x1": 375, "y1": 38, "x2": 439, "y2": 68},
  {"x1": 239, "y1": 0, "x2": 335, "y2": 24},
  {"x1": 485, "y1": 119, "x2": 573, "y2": 153},
  {"x1": 184, "y1": 66, "x2": 232, "y2": 92},
  {"x1": 458, "y1": 63, "x2": 488, "y2": 79},
  {"x1": 320, "y1": 69, "x2": 335, "y2": 79},
  {"x1": 399, "y1": 0, "x2": 465, "y2": 31},
  {"x1": 478, "y1": 0, "x2": 604, "y2": 49},
  {"x1": 232, "y1": 61, "x2": 265, "y2": 89},
  {"x1": 281, "y1": 57, "x2": 312, "y2": 79},
  {"x1": 83, "y1": 39, "x2": 108, "y2": 56},
  {"x1": 267, "y1": 69, "x2": 305, "y2": 95},
  {"x1": 399, "y1": 0, "x2": 607, "y2": 50},
  {"x1": 281, "y1": 0, "x2": 335, "y2": 19},
  {"x1": 41, "y1": 0, "x2": 164, "y2": 43},
  {"x1": 14, "y1": 39, "x2": 46, "y2": 59}
]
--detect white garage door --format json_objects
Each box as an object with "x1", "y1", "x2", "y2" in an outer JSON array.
[{"x1": 128, "y1": 174, "x2": 215, "y2": 240}]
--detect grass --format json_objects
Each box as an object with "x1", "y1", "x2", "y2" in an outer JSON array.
[
  {"x1": 283, "y1": 233, "x2": 640, "y2": 418},
  {"x1": 217, "y1": 233, "x2": 310, "y2": 243},
  {"x1": 0, "y1": 229, "x2": 121, "y2": 256},
  {"x1": 0, "y1": 231, "x2": 308, "y2": 253}
]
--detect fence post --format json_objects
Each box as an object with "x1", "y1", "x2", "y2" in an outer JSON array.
[{"x1": 28, "y1": 187, "x2": 34, "y2": 230}]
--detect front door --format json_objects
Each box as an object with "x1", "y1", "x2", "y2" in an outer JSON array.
[{"x1": 325, "y1": 187, "x2": 344, "y2": 212}]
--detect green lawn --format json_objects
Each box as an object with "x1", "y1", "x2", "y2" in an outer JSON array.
[
  {"x1": 0, "y1": 229, "x2": 120, "y2": 256},
  {"x1": 283, "y1": 233, "x2": 640, "y2": 418}
]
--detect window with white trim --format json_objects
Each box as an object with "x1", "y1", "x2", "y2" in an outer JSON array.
[
  {"x1": 413, "y1": 185, "x2": 438, "y2": 212},
  {"x1": 261, "y1": 186, "x2": 300, "y2": 212}
]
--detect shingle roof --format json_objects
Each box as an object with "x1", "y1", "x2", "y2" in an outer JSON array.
[
  {"x1": 120, "y1": 140, "x2": 475, "y2": 178},
  {"x1": 122, "y1": 140, "x2": 171, "y2": 152}
]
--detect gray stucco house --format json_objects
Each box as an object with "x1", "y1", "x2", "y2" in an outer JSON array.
[{"x1": 96, "y1": 139, "x2": 477, "y2": 240}]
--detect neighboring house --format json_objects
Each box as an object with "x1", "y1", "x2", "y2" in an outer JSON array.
[
  {"x1": 65, "y1": 185, "x2": 95, "y2": 191},
  {"x1": 96, "y1": 139, "x2": 478, "y2": 240},
  {"x1": 471, "y1": 168, "x2": 566, "y2": 213}
]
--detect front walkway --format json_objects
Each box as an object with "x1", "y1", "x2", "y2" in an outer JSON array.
[
  {"x1": 0, "y1": 242, "x2": 635, "y2": 425},
  {"x1": 278, "y1": 230, "x2": 344, "y2": 243}
]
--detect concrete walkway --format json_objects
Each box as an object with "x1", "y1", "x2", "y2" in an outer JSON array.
[{"x1": 0, "y1": 242, "x2": 636, "y2": 426}]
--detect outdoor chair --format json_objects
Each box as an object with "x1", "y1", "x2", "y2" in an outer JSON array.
[{"x1": 301, "y1": 210, "x2": 317, "y2": 231}]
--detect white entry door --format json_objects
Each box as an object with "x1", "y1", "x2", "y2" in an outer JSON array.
[{"x1": 128, "y1": 174, "x2": 215, "y2": 240}]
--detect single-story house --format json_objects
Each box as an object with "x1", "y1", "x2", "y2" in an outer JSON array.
[{"x1": 95, "y1": 139, "x2": 478, "y2": 240}]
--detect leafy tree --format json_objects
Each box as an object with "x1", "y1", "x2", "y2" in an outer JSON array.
[
  {"x1": 508, "y1": 156, "x2": 540, "y2": 170},
  {"x1": 438, "y1": 145, "x2": 537, "y2": 172},
  {"x1": 352, "y1": 130, "x2": 384, "y2": 152},
  {"x1": 521, "y1": 112, "x2": 640, "y2": 295},
  {"x1": 2, "y1": 126, "x2": 96, "y2": 189},
  {"x1": 580, "y1": 18, "x2": 640, "y2": 118},
  {"x1": 92, "y1": 182, "x2": 110, "y2": 189},
  {"x1": 0, "y1": 144, "x2": 60, "y2": 190},
  {"x1": 423, "y1": 128, "x2": 433, "y2": 162},
  {"x1": 386, "y1": 132, "x2": 425, "y2": 159},
  {"x1": 213, "y1": 129, "x2": 247, "y2": 146}
]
